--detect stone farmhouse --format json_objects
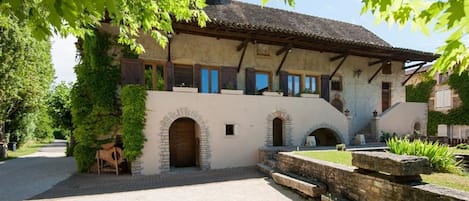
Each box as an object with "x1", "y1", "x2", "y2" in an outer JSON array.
[{"x1": 102, "y1": 0, "x2": 437, "y2": 175}]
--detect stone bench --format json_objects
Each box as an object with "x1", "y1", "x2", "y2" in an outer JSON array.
[{"x1": 352, "y1": 151, "x2": 431, "y2": 182}]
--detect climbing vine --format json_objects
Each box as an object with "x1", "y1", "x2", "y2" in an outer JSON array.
[
  {"x1": 406, "y1": 78, "x2": 436, "y2": 103},
  {"x1": 121, "y1": 85, "x2": 147, "y2": 162},
  {"x1": 71, "y1": 30, "x2": 120, "y2": 172}
]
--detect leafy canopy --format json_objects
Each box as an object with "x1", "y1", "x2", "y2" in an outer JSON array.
[
  {"x1": 361, "y1": 0, "x2": 469, "y2": 74},
  {"x1": 0, "y1": 0, "x2": 208, "y2": 54}
]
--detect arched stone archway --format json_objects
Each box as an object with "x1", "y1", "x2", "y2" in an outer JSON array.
[
  {"x1": 266, "y1": 109, "x2": 292, "y2": 146},
  {"x1": 304, "y1": 123, "x2": 344, "y2": 146},
  {"x1": 159, "y1": 108, "x2": 210, "y2": 172}
]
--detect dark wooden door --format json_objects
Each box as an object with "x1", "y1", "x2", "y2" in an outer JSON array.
[
  {"x1": 273, "y1": 118, "x2": 283, "y2": 146},
  {"x1": 169, "y1": 118, "x2": 196, "y2": 167},
  {"x1": 382, "y1": 82, "x2": 391, "y2": 112}
]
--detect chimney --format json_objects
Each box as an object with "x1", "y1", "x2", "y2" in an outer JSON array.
[{"x1": 206, "y1": 0, "x2": 232, "y2": 5}]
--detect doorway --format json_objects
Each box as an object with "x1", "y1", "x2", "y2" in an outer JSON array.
[
  {"x1": 169, "y1": 118, "x2": 197, "y2": 168},
  {"x1": 273, "y1": 118, "x2": 283, "y2": 146},
  {"x1": 382, "y1": 82, "x2": 391, "y2": 112}
]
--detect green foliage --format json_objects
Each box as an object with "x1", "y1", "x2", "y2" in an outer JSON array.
[
  {"x1": 387, "y1": 138, "x2": 462, "y2": 174},
  {"x1": 456, "y1": 143, "x2": 469, "y2": 150},
  {"x1": 406, "y1": 79, "x2": 436, "y2": 102},
  {"x1": 427, "y1": 111, "x2": 447, "y2": 136},
  {"x1": 0, "y1": 0, "x2": 208, "y2": 54},
  {"x1": 121, "y1": 85, "x2": 147, "y2": 162},
  {"x1": 448, "y1": 73, "x2": 469, "y2": 108},
  {"x1": 71, "y1": 30, "x2": 121, "y2": 172},
  {"x1": 48, "y1": 82, "x2": 73, "y2": 131},
  {"x1": 361, "y1": 0, "x2": 469, "y2": 74},
  {"x1": 336, "y1": 144, "x2": 346, "y2": 151},
  {"x1": 0, "y1": 17, "x2": 54, "y2": 146}
]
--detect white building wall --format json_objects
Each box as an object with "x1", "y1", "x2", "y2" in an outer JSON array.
[
  {"x1": 376, "y1": 102, "x2": 428, "y2": 138},
  {"x1": 141, "y1": 91, "x2": 349, "y2": 175}
]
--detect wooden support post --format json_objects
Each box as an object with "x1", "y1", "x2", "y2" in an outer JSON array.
[
  {"x1": 276, "y1": 47, "x2": 292, "y2": 75},
  {"x1": 237, "y1": 40, "x2": 249, "y2": 72},
  {"x1": 330, "y1": 54, "x2": 347, "y2": 62},
  {"x1": 368, "y1": 62, "x2": 385, "y2": 84},
  {"x1": 401, "y1": 62, "x2": 426, "y2": 86},
  {"x1": 276, "y1": 44, "x2": 292, "y2": 56},
  {"x1": 330, "y1": 54, "x2": 348, "y2": 79},
  {"x1": 402, "y1": 61, "x2": 427, "y2": 69},
  {"x1": 369, "y1": 59, "x2": 385, "y2": 66}
]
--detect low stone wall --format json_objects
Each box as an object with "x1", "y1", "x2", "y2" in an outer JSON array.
[{"x1": 277, "y1": 152, "x2": 469, "y2": 201}]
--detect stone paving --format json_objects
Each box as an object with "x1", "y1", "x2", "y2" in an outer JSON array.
[
  {"x1": 0, "y1": 140, "x2": 76, "y2": 201},
  {"x1": 30, "y1": 167, "x2": 308, "y2": 201}
]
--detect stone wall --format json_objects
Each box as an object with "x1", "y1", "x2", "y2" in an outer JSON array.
[{"x1": 277, "y1": 152, "x2": 469, "y2": 201}]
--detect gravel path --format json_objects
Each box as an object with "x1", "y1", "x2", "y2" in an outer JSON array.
[{"x1": 0, "y1": 140, "x2": 76, "y2": 201}]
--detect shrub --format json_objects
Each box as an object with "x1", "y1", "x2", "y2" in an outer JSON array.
[
  {"x1": 456, "y1": 143, "x2": 469, "y2": 150},
  {"x1": 73, "y1": 143, "x2": 97, "y2": 172},
  {"x1": 336, "y1": 144, "x2": 346, "y2": 151},
  {"x1": 387, "y1": 138, "x2": 462, "y2": 174}
]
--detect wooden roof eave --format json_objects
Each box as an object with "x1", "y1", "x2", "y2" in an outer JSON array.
[{"x1": 172, "y1": 22, "x2": 438, "y2": 63}]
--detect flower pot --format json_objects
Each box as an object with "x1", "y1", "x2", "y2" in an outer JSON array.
[
  {"x1": 262, "y1": 91, "x2": 283, "y2": 96},
  {"x1": 300, "y1": 93, "x2": 319, "y2": 98},
  {"x1": 173, "y1": 87, "x2": 198, "y2": 93},
  {"x1": 221, "y1": 89, "x2": 243, "y2": 95}
]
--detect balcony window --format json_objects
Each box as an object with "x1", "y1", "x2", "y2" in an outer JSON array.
[
  {"x1": 201, "y1": 67, "x2": 219, "y2": 93},
  {"x1": 174, "y1": 65, "x2": 194, "y2": 87},
  {"x1": 305, "y1": 75, "x2": 318, "y2": 93},
  {"x1": 255, "y1": 71, "x2": 271, "y2": 94},
  {"x1": 143, "y1": 62, "x2": 165, "y2": 90},
  {"x1": 288, "y1": 74, "x2": 301, "y2": 96}
]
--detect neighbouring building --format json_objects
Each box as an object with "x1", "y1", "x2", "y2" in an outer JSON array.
[{"x1": 101, "y1": 0, "x2": 437, "y2": 175}]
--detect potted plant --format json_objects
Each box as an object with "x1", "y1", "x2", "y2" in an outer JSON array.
[
  {"x1": 336, "y1": 144, "x2": 346, "y2": 151},
  {"x1": 173, "y1": 83, "x2": 198, "y2": 93},
  {"x1": 220, "y1": 82, "x2": 243, "y2": 95},
  {"x1": 300, "y1": 89, "x2": 319, "y2": 98},
  {"x1": 262, "y1": 90, "x2": 283, "y2": 97}
]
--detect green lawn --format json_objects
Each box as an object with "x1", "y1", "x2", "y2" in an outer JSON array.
[
  {"x1": 294, "y1": 150, "x2": 469, "y2": 192},
  {"x1": 0, "y1": 141, "x2": 50, "y2": 161}
]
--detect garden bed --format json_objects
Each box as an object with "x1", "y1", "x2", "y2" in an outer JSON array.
[{"x1": 294, "y1": 150, "x2": 469, "y2": 192}]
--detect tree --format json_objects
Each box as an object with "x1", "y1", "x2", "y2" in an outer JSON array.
[
  {"x1": 0, "y1": 0, "x2": 208, "y2": 54},
  {"x1": 48, "y1": 82, "x2": 73, "y2": 132},
  {"x1": 0, "y1": 17, "x2": 54, "y2": 145},
  {"x1": 361, "y1": 0, "x2": 469, "y2": 74}
]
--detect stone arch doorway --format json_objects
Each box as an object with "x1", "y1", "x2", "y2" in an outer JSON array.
[
  {"x1": 273, "y1": 118, "x2": 283, "y2": 146},
  {"x1": 266, "y1": 109, "x2": 293, "y2": 146},
  {"x1": 413, "y1": 122, "x2": 421, "y2": 135},
  {"x1": 169, "y1": 118, "x2": 199, "y2": 168},
  {"x1": 309, "y1": 128, "x2": 341, "y2": 146}
]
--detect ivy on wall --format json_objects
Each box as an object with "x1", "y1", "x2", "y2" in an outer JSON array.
[
  {"x1": 71, "y1": 30, "x2": 121, "y2": 172},
  {"x1": 121, "y1": 85, "x2": 147, "y2": 162},
  {"x1": 408, "y1": 73, "x2": 469, "y2": 136}
]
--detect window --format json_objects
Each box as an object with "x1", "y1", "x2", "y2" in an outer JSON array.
[
  {"x1": 143, "y1": 62, "x2": 165, "y2": 90},
  {"x1": 225, "y1": 124, "x2": 235, "y2": 136},
  {"x1": 331, "y1": 80, "x2": 342, "y2": 91},
  {"x1": 201, "y1": 67, "x2": 219, "y2": 93},
  {"x1": 438, "y1": 72, "x2": 449, "y2": 84},
  {"x1": 288, "y1": 74, "x2": 301, "y2": 96},
  {"x1": 174, "y1": 65, "x2": 193, "y2": 87},
  {"x1": 435, "y1": 89, "x2": 451, "y2": 109},
  {"x1": 305, "y1": 75, "x2": 318, "y2": 93},
  {"x1": 255, "y1": 71, "x2": 271, "y2": 94}
]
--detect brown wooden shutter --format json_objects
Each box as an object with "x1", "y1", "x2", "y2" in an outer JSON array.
[
  {"x1": 166, "y1": 61, "x2": 174, "y2": 91},
  {"x1": 245, "y1": 68, "x2": 256, "y2": 95},
  {"x1": 221, "y1": 66, "x2": 238, "y2": 89},
  {"x1": 321, "y1": 75, "x2": 330, "y2": 101},
  {"x1": 194, "y1": 64, "x2": 201, "y2": 92},
  {"x1": 279, "y1": 71, "x2": 288, "y2": 97},
  {"x1": 121, "y1": 58, "x2": 144, "y2": 85}
]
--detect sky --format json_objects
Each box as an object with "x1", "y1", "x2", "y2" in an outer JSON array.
[{"x1": 50, "y1": 0, "x2": 447, "y2": 83}]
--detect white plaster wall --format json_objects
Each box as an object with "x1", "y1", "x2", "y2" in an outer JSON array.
[
  {"x1": 136, "y1": 33, "x2": 407, "y2": 136},
  {"x1": 377, "y1": 102, "x2": 428, "y2": 137},
  {"x1": 141, "y1": 91, "x2": 348, "y2": 175}
]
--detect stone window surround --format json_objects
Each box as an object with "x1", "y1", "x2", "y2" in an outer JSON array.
[{"x1": 159, "y1": 107, "x2": 211, "y2": 172}]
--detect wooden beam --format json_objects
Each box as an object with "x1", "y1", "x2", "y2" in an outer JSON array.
[
  {"x1": 276, "y1": 47, "x2": 292, "y2": 75},
  {"x1": 237, "y1": 39, "x2": 249, "y2": 51},
  {"x1": 368, "y1": 62, "x2": 385, "y2": 84},
  {"x1": 402, "y1": 61, "x2": 427, "y2": 69},
  {"x1": 329, "y1": 54, "x2": 348, "y2": 79},
  {"x1": 330, "y1": 54, "x2": 347, "y2": 62},
  {"x1": 368, "y1": 59, "x2": 385, "y2": 66},
  {"x1": 237, "y1": 41, "x2": 248, "y2": 72},
  {"x1": 401, "y1": 62, "x2": 426, "y2": 86},
  {"x1": 276, "y1": 44, "x2": 292, "y2": 56}
]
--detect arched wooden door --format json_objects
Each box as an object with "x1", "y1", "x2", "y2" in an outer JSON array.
[
  {"x1": 273, "y1": 118, "x2": 283, "y2": 146},
  {"x1": 169, "y1": 118, "x2": 196, "y2": 167}
]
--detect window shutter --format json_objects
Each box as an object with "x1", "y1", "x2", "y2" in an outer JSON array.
[
  {"x1": 382, "y1": 62, "x2": 392, "y2": 74},
  {"x1": 194, "y1": 64, "x2": 201, "y2": 92},
  {"x1": 279, "y1": 71, "x2": 288, "y2": 96},
  {"x1": 221, "y1": 66, "x2": 238, "y2": 89},
  {"x1": 166, "y1": 61, "x2": 174, "y2": 91},
  {"x1": 121, "y1": 58, "x2": 144, "y2": 85},
  {"x1": 245, "y1": 68, "x2": 256, "y2": 95},
  {"x1": 321, "y1": 75, "x2": 330, "y2": 101}
]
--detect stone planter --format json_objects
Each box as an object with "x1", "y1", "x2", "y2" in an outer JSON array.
[
  {"x1": 173, "y1": 87, "x2": 198, "y2": 93},
  {"x1": 220, "y1": 89, "x2": 243, "y2": 95},
  {"x1": 300, "y1": 93, "x2": 319, "y2": 98},
  {"x1": 262, "y1": 91, "x2": 283, "y2": 97}
]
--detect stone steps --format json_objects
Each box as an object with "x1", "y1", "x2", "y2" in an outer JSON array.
[
  {"x1": 256, "y1": 163, "x2": 275, "y2": 176},
  {"x1": 272, "y1": 172, "x2": 326, "y2": 198}
]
